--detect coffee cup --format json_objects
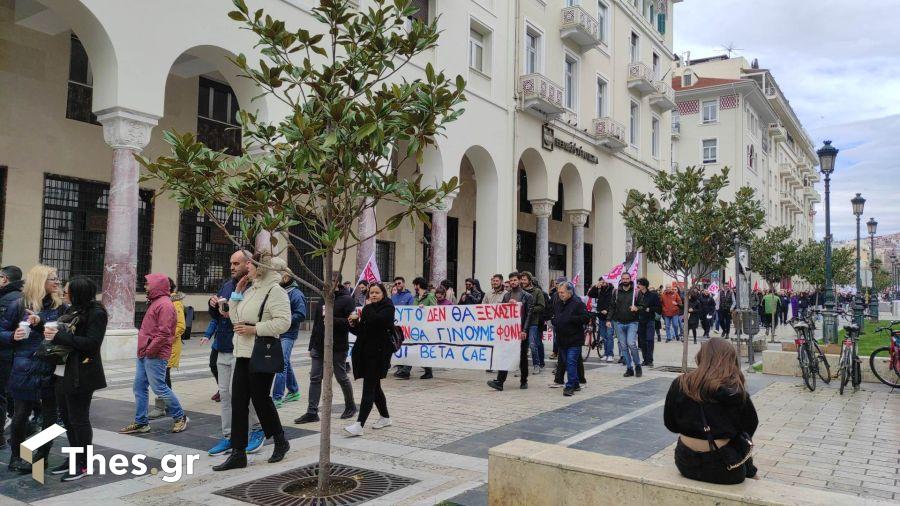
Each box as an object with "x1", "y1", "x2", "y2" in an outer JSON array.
[
  {"x1": 18, "y1": 321, "x2": 30, "y2": 335},
  {"x1": 45, "y1": 322, "x2": 58, "y2": 330}
]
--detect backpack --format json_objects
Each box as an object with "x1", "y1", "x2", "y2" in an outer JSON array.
[{"x1": 389, "y1": 325, "x2": 405, "y2": 352}]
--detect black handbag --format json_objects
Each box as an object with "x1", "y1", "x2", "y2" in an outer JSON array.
[
  {"x1": 699, "y1": 404, "x2": 755, "y2": 472},
  {"x1": 249, "y1": 288, "x2": 284, "y2": 374}
]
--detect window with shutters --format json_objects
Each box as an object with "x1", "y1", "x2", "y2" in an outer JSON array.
[{"x1": 66, "y1": 35, "x2": 98, "y2": 125}]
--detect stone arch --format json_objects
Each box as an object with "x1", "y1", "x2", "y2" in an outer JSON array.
[
  {"x1": 459, "y1": 145, "x2": 501, "y2": 282},
  {"x1": 517, "y1": 147, "x2": 551, "y2": 202},
  {"x1": 591, "y1": 176, "x2": 615, "y2": 276},
  {"x1": 558, "y1": 163, "x2": 586, "y2": 211}
]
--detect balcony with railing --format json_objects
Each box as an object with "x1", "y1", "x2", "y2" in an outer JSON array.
[
  {"x1": 780, "y1": 192, "x2": 802, "y2": 213},
  {"x1": 627, "y1": 62, "x2": 655, "y2": 95},
  {"x1": 768, "y1": 123, "x2": 787, "y2": 141},
  {"x1": 671, "y1": 119, "x2": 681, "y2": 139},
  {"x1": 591, "y1": 117, "x2": 628, "y2": 151},
  {"x1": 649, "y1": 80, "x2": 676, "y2": 111},
  {"x1": 780, "y1": 162, "x2": 800, "y2": 187},
  {"x1": 560, "y1": 5, "x2": 601, "y2": 51},
  {"x1": 519, "y1": 73, "x2": 565, "y2": 116}
]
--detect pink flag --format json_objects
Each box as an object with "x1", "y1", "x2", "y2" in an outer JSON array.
[
  {"x1": 602, "y1": 263, "x2": 625, "y2": 283},
  {"x1": 572, "y1": 272, "x2": 581, "y2": 288},
  {"x1": 355, "y1": 251, "x2": 381, "y2": 288},
  {"x1": 708, "y1": 282, "x2": 719, "y2": 295},
  {"x1": 728, "y1": 277, "x2": 734, "y2": 289}
]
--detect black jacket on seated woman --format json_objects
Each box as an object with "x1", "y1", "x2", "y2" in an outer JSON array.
[
  {"x1": 663, "y1": 338, "x2": 759, "y2": 485},
  {"x1": 350, "y1": 298, "x2": 395, "y2": 380}
]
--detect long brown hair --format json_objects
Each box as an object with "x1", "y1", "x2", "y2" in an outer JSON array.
[{"x1": 678, "y1": 338, "x2": 746, "y2": 402}]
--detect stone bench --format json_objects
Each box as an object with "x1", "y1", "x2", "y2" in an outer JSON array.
[
  {"x1": 762, "y1": 350, "x2": 887, "y2": 384},
  {"x1": 488, "y1": 439, "x2": 889, "y2": 505}
]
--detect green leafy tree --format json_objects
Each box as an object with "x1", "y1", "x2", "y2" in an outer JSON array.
[
  {"x1": 622, "y1": 166, "x2": 764, "y2": 371},
  {"x1": 139, "y1": 0, "x2": 465, "y2": 493},
  {"x1": 870, "y1": 258, "x2": 891, "y2": 293},
  {"x1": 748, "y1": 225, "x2": 801, "y2": 289},
  {"x1": 796, "y1": 241, "x2": 854, "y2": 290}
]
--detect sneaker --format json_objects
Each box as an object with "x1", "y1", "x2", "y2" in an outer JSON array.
[
  {"x1": 273, "y1": 398, "x2": 285, "y2": 408},
  {"x1": 624, "y1": 369, "x2": 635, "y2": 378},
  {"x1": 61, "y1": 467, "x2": 88, "y2": 482},
  {"x1": 211, "y1": 391, "x2": 221, "y2": 402},
  {"x1": 171, "y1": 416, "x2": 189, "y2": 433},
  {"x1": 148, "y1": 407, "x2": 166, "y2": 420},
  {"x1": 246, "y1": 429, "x2": 265, "y2": 453},
  {"x1": 548, "y1": 382, "x2": 564, "y2": 388},
  {"x1": 487, "y1": 380, "x2": 504, "y2": 391},
  {"x1": 340, "y1": 405, "x2": 358, "y2": 420},
  {"x1": 563, "y1": 388, "x2": 574, "y2": 397},
  {"x1": 294, "y1": 413, "x2": 320, "y2": 424},
  {"x1": 283, "y1": 392, "x2": 301, "y2": 403},
  {"x1": 119, "y1": 423, "x2": 150, "y2": 434},
  {"x1": 372, "y1": 417, "x2": 392, "y2": 429},
  {"x1": 208, "y1": 437, "x2": 232, "y2": 456},
  {"x1": 344, "y1": 422, "x2": 363, "y2": 437},
  {"x1": 635, "y1": 366, "x2": 643, "y2": 378},
  {"x1": 50, "y1": 461, "x2": 70, "y2": 475},
  {"x1": 532, "y1": 365, "x2": 540, "y2": 375}
]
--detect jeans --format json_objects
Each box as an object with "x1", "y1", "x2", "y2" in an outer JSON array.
[
  {"x1": 599, "y1": 321, "x2": 614, "y2": 357},
  {"x1": 497, "y1": 333, "x2": 529, "y2": 385},
  {"x1": 231, "y1": 358, "x2": 283, "y2": 452},
  {"x1": 527, "y1": 325, "x2": 543, "y2": 367},
  {"x1": 358, "y1": 377, "x2": 389, "y2": 426},
  {"x1": 216, "y1": 351, "x2": 259, "y2": 438},
  {"x1": 133, "y1": 357, "x2": 184, "y2": 424},
  {"x1": 719, "y1": 309, "x2": 732, "y2": 337},
  {"x1": 664, "y1": 315, "x2": 682, "y2": 341},
  {"x1": 614, "y1": 321, "x2": 641, "y2": 370},
  {"x1": 307, "y1": 349, "x2": 354, "y2": 414},
  {"x1": 272, "y1": 338, "x2": 299, "y2": 401},
  {"x1": 562, "y1": 346, "x2": 580, "y2": 390},
  {"x1": 55, "y1": 378, "x2": 93, "y2": 469},
  {"x1": 638, "y1": 321, "x2": 654, "y2": 364}
]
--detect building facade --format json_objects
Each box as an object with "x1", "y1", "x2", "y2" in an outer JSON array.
[
  {"x1": 671, "y1": 55, "x2": 820, "y2": 244},
  {"x1": 1, "y1": 0, "x2": 678, "y2": 358}
]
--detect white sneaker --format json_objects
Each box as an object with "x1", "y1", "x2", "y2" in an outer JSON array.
[
  {"x1": 548, "y1": 382, "x2": 564, "y2": 388},
  {"x1": 372, "y1": 417, "x2": 392, "y2": 429},
  {"x1": 344, "y1": 422, "x2": 363, "y2": 437}
]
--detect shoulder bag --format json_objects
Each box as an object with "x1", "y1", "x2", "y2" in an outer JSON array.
[
  {"x1": 699, "y1": 404, "x2": 755, "y2": 472},
  {"x1": 249, "y1": 287, "x2": 284, "y2": 374}
]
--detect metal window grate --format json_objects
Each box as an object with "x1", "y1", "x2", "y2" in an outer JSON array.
[
  {"x1": 376, "y1": 240, "x2": 395, "y2": 282},
  {"x1": 40, "y1": 174, "x2": 154, "y2": 290},
  {"x1": 178, "y1": 205, "x2": 246, "y2": 293}
]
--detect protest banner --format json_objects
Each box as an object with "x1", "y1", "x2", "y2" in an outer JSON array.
[{"x1": 348, "y1": 303, "x2": 524, "y2": 370}]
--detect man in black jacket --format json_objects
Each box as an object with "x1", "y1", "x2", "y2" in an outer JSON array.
[
  {"x1": 552, "y1": 282, "x2": 590, "y2": 396},
  {"x1": 488, "y1": 272, "x2": 533, "y2": 391},
  {"x1": 608, "y1": 272, "x2": 642, "y2": 377},
  {"x1": 295, "y1": 277, "x2": 357, "y2": 424},
  {"x1": 635, "y1": 278, "x2": 661, "y2": 367},
  {"x1": 0, "y1": 266, "x2": 22, "y2": 448}
]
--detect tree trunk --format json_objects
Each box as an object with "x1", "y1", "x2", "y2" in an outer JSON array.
[
  {"x1": 317, "y1": 251, "x2": 335, "y2": 495},
  {"x1": 681, "y1": 273, "x2": 690, "y2": 372}
]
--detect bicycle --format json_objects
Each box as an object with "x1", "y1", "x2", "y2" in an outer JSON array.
[
  {"x1": 835, "y1": 310, "x2": 862, "y2": 395},
  {"x1": 870, "y1": 320, "x2": 900, "y2": 389},
  {"x1": 582, "y1": 313, "x2": 603, "y2": 361},
  {"x1": 790, "y1": 311, "x2": 831, "y2": 391}
]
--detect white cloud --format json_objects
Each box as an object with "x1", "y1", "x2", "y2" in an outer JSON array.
[{"x1": 674, "y1": 0, "x2": 900, "y2": 240}]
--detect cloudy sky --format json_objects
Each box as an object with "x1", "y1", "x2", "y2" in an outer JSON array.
[{"x1": 674, "y1": 0, "x2": 900, "y2": 242}]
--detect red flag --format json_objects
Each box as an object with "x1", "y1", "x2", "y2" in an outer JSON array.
[{"x1": 753, "y1": 280, "x2": 759, "y2": 291}]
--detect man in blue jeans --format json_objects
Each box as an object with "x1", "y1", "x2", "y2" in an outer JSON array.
[
  {"x1": 518, "y1": 272, "x2": 546, "y2": 374},
  {"x1": 607, "y1": 272, "x2": 642, "y2": 378},
  {"x1": 550, "y1": 282, "x2": 590, "y2": 396},
  {"x1": 273, "y1": 270, "x2": 307, "y2": 408}
]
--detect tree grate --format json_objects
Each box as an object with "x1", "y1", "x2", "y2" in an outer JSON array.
[
  {"x1": 653, "y1": 366, "x2": 697, "y2": 373},
  {"x1": 213, "y1": 463, "x2": 419, "y2": 506}
]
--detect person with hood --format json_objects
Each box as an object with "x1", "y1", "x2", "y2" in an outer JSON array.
[
  {"x1": 44, "y1": 276, "x2": 107, "y2": 482},
  {"x1": 0, "y1": 265, "x2": 23, "y2": 448},
  {"x1": 587, "y1": 277, "x2": 614, "y2": 362},
  {"x1": 0, "y1": 265, "x2": 64, "y2": 473},
  {"x1": 457, "y1": 278, "x2": 484, "y2": 305},
  {"x1": 699, "y1": 289, "x2": 717, "y2": 339},
  {"x1": 119, "y1": 273, "x2": 188, "y2": 435},
  {"x1": 608, "y1": 272, "x2": 642, "y2": 378},
  {"x1": 344, "y1": 282, "x2": 395, "y2": 436},
  {"x1": 551, "y1": 282, "x2": 591, "y2": 396},
  {"x1": 149, "y1": 278, "x2": 185, "y2": 419},
  {"x1": 664, "y1": 338, "x2": 758, "y2": 484},
  {"x1": 273, "y1": 269, "x2": 307, "y2": 408},
  {"x1": 213, "y1": 253, "x2": 291, "y2": 471},
  {"x1": 295, "y1": 274, "x2": 356, "y2": 424}
]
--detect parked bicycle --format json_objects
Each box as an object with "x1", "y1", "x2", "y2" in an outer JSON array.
[
  {"x1": 582, "y1": 312, "x2": 603, "y2": 360},
  {"x1": 790, "y1": 310, "x2": 831, "y2": 392},
  {"x1": 870, "y1": 320, "x2": 900, "y2": 389},
  {"x1": 835, "y1": 310, "x2": 862, "y2": 395}
]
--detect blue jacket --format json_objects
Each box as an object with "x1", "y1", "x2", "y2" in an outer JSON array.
[
  {"x1": 209, "y1": 279, "x2": 236, "y2": 353},
  {"x1": 0, "y1": 297, "x2": 65, "y2": 401},
  {"x1": 391, "y1": 288, "x2": 414, "y2": 306},
  {"x1": 280, "y1": 284, "x2": 307, "y2": 340}
]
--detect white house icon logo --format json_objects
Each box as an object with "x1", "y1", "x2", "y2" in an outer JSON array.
[{"x1": 21, "y1": 424, "x2": 66, "y2": 484}]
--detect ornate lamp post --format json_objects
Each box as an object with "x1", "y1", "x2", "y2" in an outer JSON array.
[
  {"x1": 867, "y1": 217, "x2": 878, "y2": 320},
  {"x1": 851, "y1": 193, "x2": 866, "y2": 328},
  {"x1": 817, "y1": 141, "x2": 838, "y2": 342}
]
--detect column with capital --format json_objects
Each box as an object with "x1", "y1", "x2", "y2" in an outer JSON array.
[
  {"x1": 569, "y1": 210, "x2": 589, "y2": 296},
  {"x1": 531, "y1": 199, "x2": 555, "y2": 290},
  {"x1": 96, "y1": 108, "x2": 158, "y2": 361},
  {"x1": 428, "y1": 192, "x2": 457, "y2": 289}
]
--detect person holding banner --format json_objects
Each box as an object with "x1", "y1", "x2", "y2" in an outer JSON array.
[
  {"x1": 345, "y1": 283, "x2": 395, "y2": 436},
  {"x1": 608, "y1": 272, "x2": 642, "y2": 378},
  {"x1": 551, "y1": 282, "x2": 591, "y2": 397},
  {"x1": 395, "y1": 277, "x2": 436, "y2": 380},
  {"x1": 487, "y1": 272, "x2": 533, "y2": 391}
]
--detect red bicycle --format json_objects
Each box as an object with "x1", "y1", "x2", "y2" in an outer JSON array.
[{"x1": 870, "y1": 320, "x2": 900, "y2": 389}]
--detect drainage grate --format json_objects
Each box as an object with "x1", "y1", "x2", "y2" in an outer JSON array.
[
  {"x1": 213, "y1": 463, "x2": 419, "y2": 506},
  {"x1": 653, "y1": 365, "x2": 696, "y2": 373}
]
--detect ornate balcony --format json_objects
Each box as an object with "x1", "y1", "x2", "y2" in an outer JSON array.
[
  {"x1": 780, "y1": 162, "x2": 800, "y2": 187},
  {"x1": 591, "y1": 117, "x2": 628, "y2": 151},
  {"x1": 627, "y1": 62, "x2": 655, "y2": 95},
  {"x1": 519, "y1": 73, "x2": 565, "y2": 116},
  {"x1": 649, "y1": 80, "x2": 676, "y2": 111},
  {"x1": 560, "y1": 5, "x2": 601, "y2": 51},
  {"x1": 780, "y1": 193, "x2": 802, "y2": 213},
  {"x1": 768, "y1": 123, "x2": 787, "y2": 141}
]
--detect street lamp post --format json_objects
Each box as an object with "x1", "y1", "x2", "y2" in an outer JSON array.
[
  {"x1": 817, "y1": 141, "x2": 839, "y2": 343},
  {"x1": 867, "y1": 217, "x2": 878, "y2": 320},
  {"x1": 851, "y1": 193, "x2": 866, "y2": 329}
]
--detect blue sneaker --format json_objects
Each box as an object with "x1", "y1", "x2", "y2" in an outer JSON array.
[
  {"x1": 247, "y1": 429, "x2": 265, "y2": 454},
  {"x1": 208, "y1": 438, "x2": 231, "y2": 456}
]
